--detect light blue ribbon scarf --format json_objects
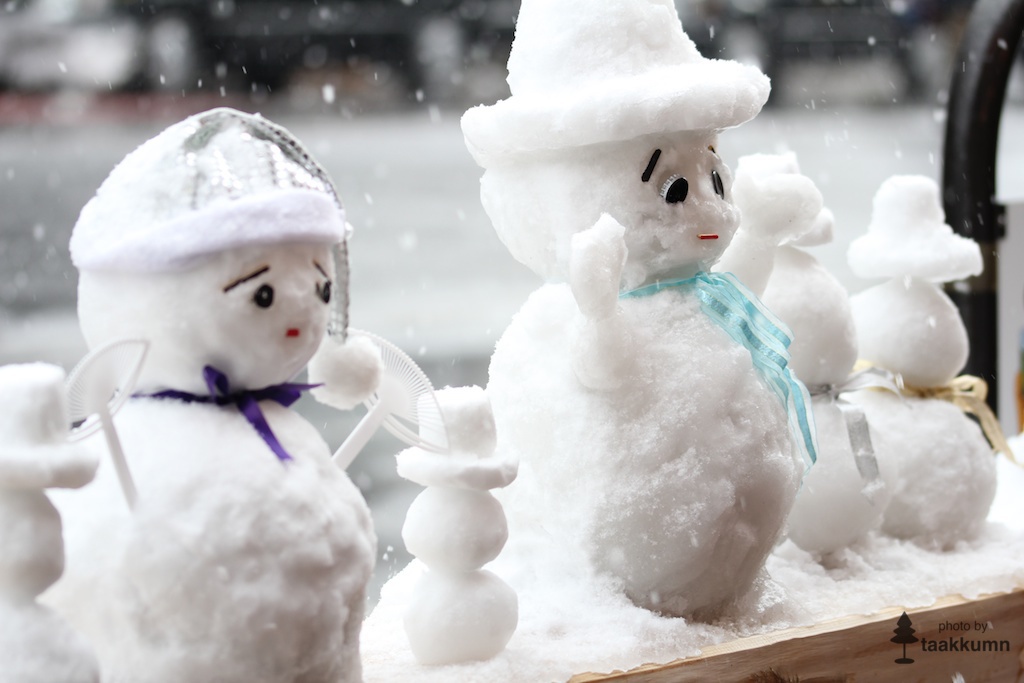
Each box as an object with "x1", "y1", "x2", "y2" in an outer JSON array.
[{"x1": 621, "y1": 270, "x2": 818, "y2": 468}]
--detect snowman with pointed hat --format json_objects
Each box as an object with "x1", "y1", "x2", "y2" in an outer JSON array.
[
  {"x1": 462, "y1": 0, "x2": 813, "y2": 617},
  {"x1": 846, "y1": 175, "x2": 998, "y2": 548},
  {"x1": 44, "y1": 108, "x2": 381, "y2": 682}
]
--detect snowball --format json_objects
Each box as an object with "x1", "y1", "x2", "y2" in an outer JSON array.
[
  {"x1": 849, "y1": 391, "x2": 996, "y2": 548},
  {"x1": 403, "y1": 567, "x2": 518, "y2": 666},
  {"x1": 309, "y1": 334, "x2": 384, "y2": 411},
  {"x1": 402, "y1": 487, "x2": 508, "y2": 573},
  {"x1": 461, "y1": 0, "x2": 768, "y2": 166},
  {"x1": 850, "y1": 278, "x2": 968, "y2": 386},
  {"x1": 847, "y1": 175, "x2": 982, "y2": 283},
  {"x1": 71, "y1": 109, "x2": 345, "y2": 273}
]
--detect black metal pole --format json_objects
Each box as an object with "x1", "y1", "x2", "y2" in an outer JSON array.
[{"x1": 942, "y1": 0, "x2": 1024, "y2": 413}]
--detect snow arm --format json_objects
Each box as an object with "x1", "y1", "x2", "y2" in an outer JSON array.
[
  {"x1": 568, "y1": 214, "x2": 634, "y2": 390},
  {"x1": 716, "y1": 157, "x2": 825, "y2": 297}
]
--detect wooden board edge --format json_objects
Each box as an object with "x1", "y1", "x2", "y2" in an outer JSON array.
[{"x1": 570, "y1": 588, "x2": 1024, "y2": 683}]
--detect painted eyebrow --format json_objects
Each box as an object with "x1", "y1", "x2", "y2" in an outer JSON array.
[
  {"x1": 313, "y1": 260, "x2": 329, "y2": 278},
  {"x1": 223, "y1": 265, "x2": 270, "y2": 292},
  {"x1": 642, "y1": 149, "x2": 662, "y2": 183}
]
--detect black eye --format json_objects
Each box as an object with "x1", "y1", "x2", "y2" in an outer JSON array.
[
  {"x1": 253, "y1": 284, "x2": 274, "y2": 308},
  {"x1": 661, "y1": 175, "x2": 689, "y2": 204},
  {"x1": 318, "y1": 281, "x2": 332, "y2": 304},
  {"x1": 712, "y1": 169, "x2": 725, "y2": 199}
]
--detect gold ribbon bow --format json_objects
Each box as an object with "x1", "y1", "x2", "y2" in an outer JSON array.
[{"x1": 900, "y1": 375, "x2": 1020, "y2": 466}]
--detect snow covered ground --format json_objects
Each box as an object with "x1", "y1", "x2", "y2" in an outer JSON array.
[{"x1": 3, "y1": 95, "x2": 1024, "y2": 601}]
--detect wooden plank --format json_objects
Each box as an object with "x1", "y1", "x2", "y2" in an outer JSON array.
[{"x1": 570, "y1": 589, "x2": 1024, "y2": 683}]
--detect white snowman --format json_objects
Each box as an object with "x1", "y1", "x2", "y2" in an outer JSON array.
[
  {"x1": 846, "y1": 175, "x2": 997, "y2": 548},
  {"x1": 724, "y1": 153, "x2": 896, "y2": 554},
  {"x1": 461, "y1": 0, "x2": 812, "y2": 618},
  {"x1": 397, "y1": 386, "x2": 518, "y2": 665},
  {"x1": 0, "y1": 363, "x2": 100, "y2": 683},
  {"x1": 43, "y1": 109, "x2": 381, "y2": 682}
]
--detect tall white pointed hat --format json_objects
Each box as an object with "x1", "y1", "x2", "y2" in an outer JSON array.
[
  {"x1": 848, "y1": 175, "x2": 983, "y2": 283},
  {"x1": 461, "y1": 0, "x2": 770, "y2": 166},
  {"x1": 70, "y1": 108, "x2": 347, "y2": 273}
]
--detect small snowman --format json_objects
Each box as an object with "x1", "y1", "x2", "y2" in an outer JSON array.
[
  {"x1": 0, "y1": 363, "x2": 100, "y2": 683},
  {"x1": 846, "y1": 175, "x2": 997, "y2": 548},
  {"x1": 461, "y1": 0, "x2": 812, "y2": 617},
  {"x1": 44, "y1": 108, "x2": 381, "y2": 682},
  {"x1": 724, "y1": 153, "x2": 896, "y2": 554},
  {"x1": 397, "y1": 386, "x2": 518, "y2": 665}
]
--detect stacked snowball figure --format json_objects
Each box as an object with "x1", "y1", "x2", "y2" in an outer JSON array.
[
  {"x1": 397, "y1": 386, "x2": 518, "y2": 665},
  {"x1": 44, "y1": 108, "x2": 382, "y2": 683},
  {"x1": 461, "y1": 0, "x2": 813, "y2": 618},
  {"x1": 0, "y1": 363, "x2": 100, "y2": 683},
  {"x1": 846, "y1": 175, "x2": 998, "y2": 548},
  {"x1": 723, "y1": 153, "x2": 896, "y2": 554}
]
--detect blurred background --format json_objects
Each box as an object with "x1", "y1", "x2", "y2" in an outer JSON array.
[{"x1": 1, "y1": 0, "x2": 1023, "y2": 600}]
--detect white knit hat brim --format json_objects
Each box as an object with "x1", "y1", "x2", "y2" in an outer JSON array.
[{"x1": 71, "y1": 188, "x2": 346, "y2": 272}]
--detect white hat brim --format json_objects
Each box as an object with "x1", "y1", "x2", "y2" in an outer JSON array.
[
  {"x1": 847, "y1": 230, "x2": 983, "y2": 282},
  {"x1": 462, "y1": 59, "x2": 770, "y2": 167},
  {"x1": 72, "y1": 188, "x2": 346, "y2": 272}
]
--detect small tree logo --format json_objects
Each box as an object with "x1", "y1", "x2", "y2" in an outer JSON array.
[{"x1": 891, "y1": 612, "x2": 919, "y2": 664}]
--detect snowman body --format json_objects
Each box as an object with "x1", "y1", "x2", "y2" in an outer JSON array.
[
  {"x1": 461, "y1": 0, "x2": 800, "y2": 617},
  {"x1": 845, "y1": 176, "x2": 996, "y2": 548},
  {"x1": 761, "y1": 246, "x2": 894, "y2": 553},
  {"x1": 44, "y1": 110, "x2": 378, "y2": 682},
  {"x1": 49, "y1": 399, "x2": 374, "y2": 683},
  {"x1": 490, "y1": 282, "x2": 798, "y2": 616},
  {"x1": 849, "y1": 278, "x2": 995, "y2": 547},
  {"x1": 0, "y1": 363, "x2": 100, "y2": 683}
]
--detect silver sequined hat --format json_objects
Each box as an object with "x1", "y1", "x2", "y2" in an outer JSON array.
[
  {"x1": 71, "y1": 107, "x2": 352, "y2": 336},
  {"x1": 71, "y1": 107, "x2": 347, "y2": 271}
]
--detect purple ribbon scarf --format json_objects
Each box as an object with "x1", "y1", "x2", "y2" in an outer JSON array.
[{"x1": 137, "y1": 365, "x2": 321, "y2": 464}]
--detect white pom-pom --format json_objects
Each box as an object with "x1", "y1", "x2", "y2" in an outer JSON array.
[{"x1": 308, "y1": 335, "x2": 383, "y2": 410}]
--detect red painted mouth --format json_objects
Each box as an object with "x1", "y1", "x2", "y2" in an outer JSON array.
[
  {"x1": 698, "y1": 234, "x2": 719, "y2": 240},
  {"x1": 286, "y1": 328, "x2": 301, "y2": 338}
]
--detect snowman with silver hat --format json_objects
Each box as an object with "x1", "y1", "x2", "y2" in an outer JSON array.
[
  {"x1": 44, "y1": 108, "x2": 381, "y2": 682},
  {"x1": 0, "y1": 363, "x2": 100, "y2": 683},
  {"x1": 462, "y1": 0, "x2": 814, "y2": 618},
  {"x1": 845, "y1": 175, "x2": 999, "y2": 548}
]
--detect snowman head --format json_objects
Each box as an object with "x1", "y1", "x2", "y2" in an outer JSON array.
[
  {"x1": 462, "y1": 0, "x2": 767, "y2": 288},
  {"x1": 71, "y1": 109, "x2": 348, "y2": 393},
  {"x1": 479, "y1": 131, "x2": 739, "y2": 288}
]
